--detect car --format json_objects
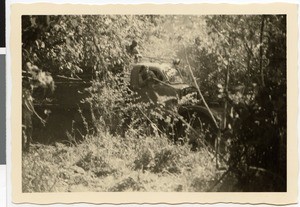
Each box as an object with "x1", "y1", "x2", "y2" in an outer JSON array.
[{"x1": 128, "y1": 60, "x2": 222, "y2": 149}]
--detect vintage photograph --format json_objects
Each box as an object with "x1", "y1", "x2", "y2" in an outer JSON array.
[
  {"x1": 10, "y1": 3, "x2": 298, "y2": 205},
  {"x1": 21, "y1": 13, "x2": 287, "y2": 193}
]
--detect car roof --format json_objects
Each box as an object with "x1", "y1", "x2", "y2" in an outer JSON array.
[{"x1": 132, "y1": 62, "x2": 173, "y2": 72}]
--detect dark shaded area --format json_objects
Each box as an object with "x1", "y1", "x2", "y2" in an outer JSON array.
[
  {"x1": 0, "y1": 0, "x2": 5, "y2": 47},
  {"x1": 32, "y1": 107, "x2": 92, "y2": 145},
  {"x1": 32, "y1": 79, "x2": 93, "y2": 145}
]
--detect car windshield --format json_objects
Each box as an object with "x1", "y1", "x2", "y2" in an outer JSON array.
[{"x1": 163, "y1": 66, "x2": 184, "y2": 83}]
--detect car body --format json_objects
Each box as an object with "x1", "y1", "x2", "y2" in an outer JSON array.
[
  {"x1": 129, "y1": 62, "x2": 200, "y2": 107},
  {"x1": 129, "y1": 61, "x2": 222, "y2": 148}
]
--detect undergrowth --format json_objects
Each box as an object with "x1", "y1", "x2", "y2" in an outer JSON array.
[
  {"x1": 22, "y1": 75, "x2": 222, "y2": 192},
  {"x1": 22, "y1": 126, "x2": 218, "y2": 192}
]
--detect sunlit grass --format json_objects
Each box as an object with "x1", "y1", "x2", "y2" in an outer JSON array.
[{"x1": 22, "y1": 129, "x2": 217, "y2": 192}]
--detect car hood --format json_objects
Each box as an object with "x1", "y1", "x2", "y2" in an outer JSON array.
[{"x1": 169, "y1": 83, "x2": 192, "y2": 90}]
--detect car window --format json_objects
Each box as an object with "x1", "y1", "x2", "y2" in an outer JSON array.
[
  {"x1": 151, "y1": 69, "x2": 164, "y2": 81},
  {"x1": 164, "y1": 67, "x2": 183, "y2": 83}
]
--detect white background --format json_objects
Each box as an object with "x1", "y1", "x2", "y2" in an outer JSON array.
[{"x1": 4, "y1": 0, "x2": 300, "y2": 207}]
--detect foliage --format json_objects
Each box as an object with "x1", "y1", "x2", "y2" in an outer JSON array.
[
  {"x1": 21, "y1": 14, "x2": 162, "y2": 140},
  {"x1": 22, "y1": 15, "x2": 287, "y2": 192},
  {"x1": 22, "y1": 15, "x2": 160, "y2": 79},
  {"x1": 140, "y1": 14, "x2": 287, "y2": 191},
  {"x1": 203, "y1": 15, "x2": 287, "y2": 191},
  {"x1": 85, "y1": 73, "x2": 181, "y2": 141}
]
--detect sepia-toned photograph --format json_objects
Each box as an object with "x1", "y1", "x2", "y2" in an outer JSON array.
[{"x1": 10, "y1": 3, "x2": 297, "y2": 205}]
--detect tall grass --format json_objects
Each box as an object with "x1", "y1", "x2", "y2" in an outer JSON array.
[
  {"x1": 22, "y1": 77, "x2": 220, "y2": 192},
  {"x1": 23, "y1": 129, "x2": 218, "y2": 192}
]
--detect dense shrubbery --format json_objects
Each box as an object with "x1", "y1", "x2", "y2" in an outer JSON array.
[{"x1": 203, "y1": 15, "x2": 287, "y2": 191}]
